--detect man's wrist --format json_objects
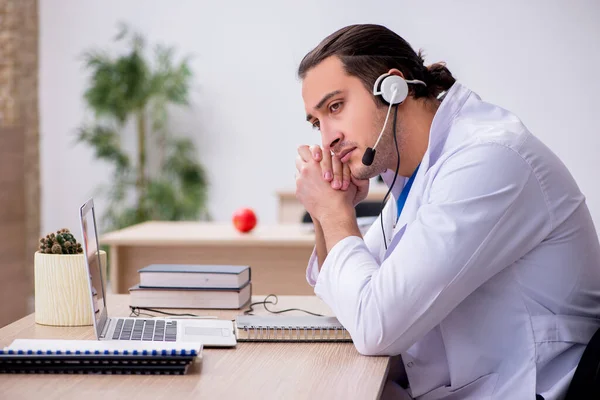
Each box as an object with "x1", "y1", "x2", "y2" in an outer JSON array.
[{"x1": 319, "y1": 205, "x2": 361, "y2": 252}]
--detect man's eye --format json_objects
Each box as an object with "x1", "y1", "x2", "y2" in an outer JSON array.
[
  {"x1": 312, "y1": 121, "x2": 320, "y2": 130},
  {"x1": 329, "y1": 102, "x2": 343, "y2": 113}
]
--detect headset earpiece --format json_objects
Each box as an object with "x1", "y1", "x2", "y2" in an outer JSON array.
[
  {"x1": 373, "y1": 74, "x2": 408, "y2": 105},
  {"x1": 372, "y1": 73, "x2": 427, "y2": 105}
]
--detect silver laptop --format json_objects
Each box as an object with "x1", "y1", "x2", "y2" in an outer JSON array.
[{"x1": 79, "y1": 198, "x2": 237, "y2": 347}]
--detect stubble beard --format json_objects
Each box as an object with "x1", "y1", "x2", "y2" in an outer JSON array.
[{"x1": 350, "y1": 111, "x2": 402, "y2": 181}]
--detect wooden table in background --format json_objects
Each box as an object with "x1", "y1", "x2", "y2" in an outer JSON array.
[
  {"x1": 100, "y1": 221, "x2": 317, "y2": 296},
  {"x1": 0, "y1": 294, "x2": 391, "y2": 400}
]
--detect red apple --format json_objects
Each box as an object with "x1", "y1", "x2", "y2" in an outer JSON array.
[{"x1": 232, "y1": 207, "x2": 257, "y2": 233}]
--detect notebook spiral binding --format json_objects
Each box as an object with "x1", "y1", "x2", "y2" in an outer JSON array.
[
  {"x1": 0, "y1": 348, "x2": 199, "y2": 375},
  {"x1": 238, "y1": 325, "x2": 352, "y2": 342}
]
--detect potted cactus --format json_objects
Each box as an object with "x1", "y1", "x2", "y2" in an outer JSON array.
[
  {"x1": 38, "y1": 228, "x2": 84, "y2": 255},
  {"x1": 34, "y1": 228, "x2": 106, "y2": 326}
]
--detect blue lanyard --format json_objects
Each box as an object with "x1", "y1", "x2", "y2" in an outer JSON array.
[{"x1": 396, "y1": 164, "x2": 420, "y2": 220}]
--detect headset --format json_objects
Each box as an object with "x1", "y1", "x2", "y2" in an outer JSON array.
[
  {"x1": 363, "y1": 73, "x2": 427, "y2": 249},
  {"x1": 362, "y1": 73, "x2": 427, "y2": 166}
]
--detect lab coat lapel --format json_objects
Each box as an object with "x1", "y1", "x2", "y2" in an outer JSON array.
[{"x1": 379, "y1": 83, "x2": 471, "y2": 261}]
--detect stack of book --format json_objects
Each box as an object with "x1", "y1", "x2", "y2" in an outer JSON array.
[{"x1": 128, "y1": 264, "x2": 251, "y2": 309}]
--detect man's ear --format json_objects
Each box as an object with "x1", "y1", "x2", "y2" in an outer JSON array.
[{"x1": 387, "y1": 68, "x2": 405, "y2": 79}]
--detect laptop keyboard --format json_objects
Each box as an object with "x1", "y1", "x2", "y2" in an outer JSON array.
[{"x1": 112, "y1": 319, "x2": 178, "y2": 341}]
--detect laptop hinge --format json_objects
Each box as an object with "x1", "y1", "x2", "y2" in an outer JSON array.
[{"x1": 99, "y1": 317, "x2": 111, "y2": 339}]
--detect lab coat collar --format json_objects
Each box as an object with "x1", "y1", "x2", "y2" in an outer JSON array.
[{"x1": 379, "y1": 82, "x2": 472, "y2": 199}]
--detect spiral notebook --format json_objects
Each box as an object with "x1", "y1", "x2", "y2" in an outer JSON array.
[
  {"x1": 0, "y1": 339, "x2": 202, "y2": 375},
  {"x1": 235, "y1": 315, "x2": 353, "y2": 342}
]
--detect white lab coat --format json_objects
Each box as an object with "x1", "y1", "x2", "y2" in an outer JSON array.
[{"x1": 306, "y1": 82, "x2": 600, "y2": 399}]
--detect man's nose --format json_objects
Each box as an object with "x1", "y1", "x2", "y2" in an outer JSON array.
[{"x1": 321, "y1": 125, "x2": 343, "y2": 153}]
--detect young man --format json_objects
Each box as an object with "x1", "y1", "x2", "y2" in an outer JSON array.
[{"x1": 294, "y1": 24, "x2": 600, "y2": 400}]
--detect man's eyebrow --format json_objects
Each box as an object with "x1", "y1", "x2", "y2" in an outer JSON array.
[{"x1": 306, "y1": 90, "x2": 342, "y2": 122}]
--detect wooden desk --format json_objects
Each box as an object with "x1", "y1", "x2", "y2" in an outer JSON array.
[
  {"x1": 0, "y1": 295, "x2": 391, "y2": 400},
  {"x1": 100, "y1": 221, "x2": 317, "y2": 296}
]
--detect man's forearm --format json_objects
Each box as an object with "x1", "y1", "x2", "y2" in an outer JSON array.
[{"x1": 313, "y1": 218, "x2": 327, "y2": 271}]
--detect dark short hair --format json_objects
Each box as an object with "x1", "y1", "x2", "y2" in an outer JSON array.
[{"x1": 298, "y1": 24, "x2": 455, "y2": 104}]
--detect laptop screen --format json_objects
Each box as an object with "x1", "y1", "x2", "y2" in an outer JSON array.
[{"x1": 79, "y1": 199, "x2": 108, "y2": 339}]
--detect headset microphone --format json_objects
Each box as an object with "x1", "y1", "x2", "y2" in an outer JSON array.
[
  {"x1": 361, "y1": 88, "x2": 396, "y2": 166},
  {"x1": 362, "y1": 73, "x2": 427, "y2": 166},
  {"x1": 362, "y1": 147, "x2": 376, "y2": 166}
]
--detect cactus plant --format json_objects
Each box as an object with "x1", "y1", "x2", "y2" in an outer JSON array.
[{"x1": 38, "y1": 228, "x2": 83, "y2": 255}]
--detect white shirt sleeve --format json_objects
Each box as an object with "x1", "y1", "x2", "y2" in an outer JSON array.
[
  {"x1": 313, "y1": 142, "x2": 553, "y2": 356},
  {"x1": 305, "y1": 198, "x2": 394, "y2": 287},
  {"x1": 306, "y1": 249, "x2": 320, "y2": 287}
]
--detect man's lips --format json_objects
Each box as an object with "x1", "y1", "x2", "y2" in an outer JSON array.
[{"x1": 339, "y1": 147, "x2": 357, "y2": 163}]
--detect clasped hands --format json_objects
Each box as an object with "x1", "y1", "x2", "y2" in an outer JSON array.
[{"x1": 295, "y1": 145, "x2": 369, "y2": 223}]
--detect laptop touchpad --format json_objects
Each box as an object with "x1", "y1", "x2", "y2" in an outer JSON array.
[{"x1": 184, "y1": 327, "x2": 225, "y2": 337}]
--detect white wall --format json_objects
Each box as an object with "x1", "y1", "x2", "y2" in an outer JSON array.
[{"x1": 40, "y1": 0, "x2": 600, "y2": 237}]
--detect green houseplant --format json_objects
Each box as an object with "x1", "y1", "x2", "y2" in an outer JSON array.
[
  {"x1": 76, "y1": 23, "x2": 209, "y2": 233},
  {"x1": 34, "y1": 228, "x2": 106, "y2": 326}
]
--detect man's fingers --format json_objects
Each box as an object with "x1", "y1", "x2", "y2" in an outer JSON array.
[
  {"x1": 297, "y1": 145, "x2": 312, "y2": 162},
  {"x1": 342, "y1": 162, "x2": 351, "y2": 190},
  {"x1": 331, "y1": 155, "x2": 343, "y2": 189},
  {"x1": 310, "y1": 145, "x2": 323, "y2": 162},
  {"x1": 321, "y1": 148, "x2": 333, "y2": 182},
  {"x1": 299, "y1": 144, "x2": 338, "y2": 185},
  {"x1": 295, "y1": 155, "x2": 304, "y2": 173}
]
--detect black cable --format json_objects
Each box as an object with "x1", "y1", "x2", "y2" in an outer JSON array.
[
  {"x1": 128, "y1": 294, "x2": 323, "y2": 319},
  {"x1": 379, "y1": 104, "x2": 401, "y2": 250},
  {"x1": 129, "y1": 306, "x2": 205, "y2": 318},
  {"x1": 243, "y1": 294, "x2": 324, "y2": 317}
]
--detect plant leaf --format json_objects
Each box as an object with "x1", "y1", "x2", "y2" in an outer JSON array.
[{"x1": 77, "y1": 124, "x2": 130, "y2": 171}]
